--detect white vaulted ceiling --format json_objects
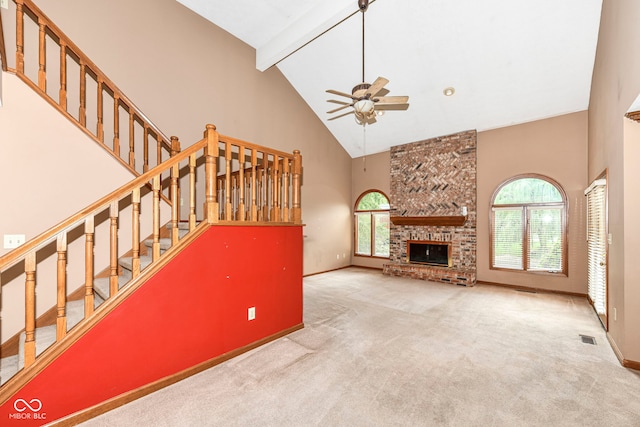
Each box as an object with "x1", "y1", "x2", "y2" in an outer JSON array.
[{"x1": 176, "y1": 0, "x2": 603, "y2": 157}]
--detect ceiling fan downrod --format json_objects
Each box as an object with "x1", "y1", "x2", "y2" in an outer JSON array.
[{"x1": 359, "y1": 0, "x2": 369, "y2": 84}]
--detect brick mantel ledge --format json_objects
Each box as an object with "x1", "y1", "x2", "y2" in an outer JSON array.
[{"x1": 390, "y1": 216, "x2": 467, "y2": 226}]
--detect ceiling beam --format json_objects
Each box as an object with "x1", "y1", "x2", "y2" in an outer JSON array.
[{"x1": 256, "y1": 0, "x2": 358, "y2": 72}]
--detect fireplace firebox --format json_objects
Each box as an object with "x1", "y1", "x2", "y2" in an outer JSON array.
[{"x1": 406, "y1": 240, "x2": 452, "y2": 267}]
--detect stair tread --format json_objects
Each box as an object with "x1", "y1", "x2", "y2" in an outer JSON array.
[
  {"x1": 18, "y1": 325, "x2": 57, "y2": 368},
  {"x1": 119, "y1": 255, "x2": 153, "y2": 272},
  {"x1": 66, "y1": 297, "x2": 103, "y2": 330},
  {"x1": 144, "y1": 229, "x2": 190, "y2": 249},
  {"x1": 0, "y1": 355, "x2": 19, "y2": 386},
  {"x1": 165, "y1": 222, "x2": 193, "y2": 231},
  {"x1": 93, "y1": 274, "x2": 131, "y2": 300},
  {"x1": 144, "y1": 237, "x2": 173, "y2": 250}
]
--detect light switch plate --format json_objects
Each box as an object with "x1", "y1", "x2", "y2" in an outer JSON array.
[{"x1": 4, "y1": 234, "x2": 26, "y2": 249}]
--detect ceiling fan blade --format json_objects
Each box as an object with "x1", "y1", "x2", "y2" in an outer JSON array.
[
  {"x1": 365, "y1": 77, "x2": 389, "y2": 98},
  {"x1": 327, "y1": 99, "x2": 351, "y2": 105},
  {"x1": 376, "y1": 103, "x2": 410, "y2": 111},
  {"x1": 327, "y1": 104, "x2": 353, "y2": 114},
  {"x1": 326, "y1": 89, "x2": 358, "y2": 100},
  {"x1": 328, "y1": 110, "x2": 355, "y2": 121},
  {"x1": 374, "y1": 96, "x2": 409, "y2": 105}
]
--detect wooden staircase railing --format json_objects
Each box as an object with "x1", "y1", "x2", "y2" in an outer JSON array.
[
  {"x1": 1, "y1": 0, "x2": 175, "y2": 176},
  {"x1": 0, "y1": 124, "x2": 302, "y2": 400}
]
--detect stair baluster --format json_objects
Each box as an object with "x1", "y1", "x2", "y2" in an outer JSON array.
[
  {"x1": 152, "y1": 176, "x2": 161, "y2": 261},
  {"x1": 131, "y1": 188, "x2": 141, "y2": 278},
  {"x1": 109, "y1": 201, "x2": 119, "y2": 297},
  {"x1": 97, "y1": 77, "x2": 105, "y2": 143},
  {"x1": 37, "y1": 17, "x2": 45, "y2": 91},
  {"x1": 250, "y1": 150, "x2": 258, "y2": 221},
  {"x1": 113, "y1": 94, "x2": 121, "y2": 156},
  {"x1": 189, "y1": 153, "x2": 197, "y2": 230},
  {"x1": 293, "y1": 150, "x2": 302, "y2": 224},
  {"x1": 283, "y1": 158, "x2": 290, "y2": 222},
  {"x1": 59, "y1": 41, "x2": 67, "y2": 109},
  {"x1": 143, "y1": 125, "x2": 150, "y2": 172},
  {"x1": 170, "y1": 157, "x2": 180, "y2": 246},
  {"x1": 238, "y1": 145, "x2": 246, "y2": 221},
  {"x1": 56, "y1": 233, "x2": 68, "y2": 340},
  {"x1": 84, "y1": 217, "x2": 95, "y2": 316},
  {"x1": 128, "y1": 107, "x2": 135, "y2": 168},
  {"x1": 272, "y1": 156, "x2": 280, "y2": 222},
  {"x1": 23, "y1": 251, "x2": 36, "y2": 367},
  {"x1": 15, "y1": 0, "x2": 24, "y2": 73},
  {"x1": 79, "y1": 61, "x2": 87, "y2": 126},
  {"x1": 225, "y1": 140, "x2": 233, "y2": 221}
]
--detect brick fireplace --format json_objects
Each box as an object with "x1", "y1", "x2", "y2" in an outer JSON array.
[{"x1": 383, "y1": 130, "x2": 477, "y2": 285}]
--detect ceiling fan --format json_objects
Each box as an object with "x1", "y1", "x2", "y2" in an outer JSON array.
[{"x1": 326, "y1": 0, "x2": 409, "y2": 125}]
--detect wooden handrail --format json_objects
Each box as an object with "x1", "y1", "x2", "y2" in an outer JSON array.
[
  {"x1": 0, "y1": 124, "x2": 301, "y2": 391},
  {"x1": 7, "y1": 0, "x2": 175, "y2": 176},
  {"x1": 0, "y1": 7, "x2": 7, "y2": 71}
]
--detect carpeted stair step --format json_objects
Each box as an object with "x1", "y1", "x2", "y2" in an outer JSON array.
[
  {"x1": 0, "y1": 355, "x2": 19, "y2": 386},
  {"x1": 118, "y1": 255, "x2": 153, "y2": 274},
  {"x1": 17, "y1": 325, "x2": 56, "y2": 369},
  {"x1": 143, "y1": 237, "x2": 173, "y2": 251},
  {"x1": 65, "y1": 297, "x2": 104, "y2": 330},
  {"x1": 166, "y1": 222, "x2": 192, "y2": 230},
  {"x1": 93, "y1": 269, "x2": 132, "y2": 300}
]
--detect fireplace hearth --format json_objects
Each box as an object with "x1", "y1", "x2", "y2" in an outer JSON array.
[{"x1": 407, "y1": 240, "x2": 452, "y2": 267}]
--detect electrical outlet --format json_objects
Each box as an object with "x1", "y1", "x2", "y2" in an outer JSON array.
[
  {"x1": 1, "y1": 0, "x2": 8, "y2": 10},
  {"x1": 248, "y1": 307, "x2": 256, "y2": 321},
  {"x1": 4, "y1": 234, "x2": 26, "y2": 249}
]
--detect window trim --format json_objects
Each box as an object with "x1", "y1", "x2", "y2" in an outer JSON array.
[
  {"x1": 354, "y1": 189, "x2": 391, "y2": 259},
  {"x1": 489, "y1": 174, "x2": 568, "y2": 275}
]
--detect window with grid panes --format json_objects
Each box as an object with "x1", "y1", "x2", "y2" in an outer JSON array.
[
  {"x1": 355, "y1": 191, "x2": 390, "y2": 258},
  {"x1": 490, "y1": 175, "x2": 567, "y2": 274}
]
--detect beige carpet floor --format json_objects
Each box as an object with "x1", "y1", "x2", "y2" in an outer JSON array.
[{"x1": 81, "y1": 267, "x2": 640, "y2": 426}]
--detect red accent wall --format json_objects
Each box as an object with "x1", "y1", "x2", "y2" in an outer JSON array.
[{"x1": 0, "y1": 226, "x2": 303, "y2": 426}]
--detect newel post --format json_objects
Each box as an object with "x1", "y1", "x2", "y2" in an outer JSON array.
[
  {"x1": 170, "y1": 136, "x2": 181, "y2": 157},
  {"x1": 205, "y1": 124, "x2": 219, "y2": 223},
  {"x1": 292, "y1": 150, "x2": 302, "y2": 224}
]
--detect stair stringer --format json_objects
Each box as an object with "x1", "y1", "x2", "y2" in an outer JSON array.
[{"x1": 0, "y1": 223, "x2": 304, "y2": 426}]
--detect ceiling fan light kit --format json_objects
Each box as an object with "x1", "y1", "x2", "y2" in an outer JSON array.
[{"x1": 325, "y1": 0, "x2": 409, "y2": 125}]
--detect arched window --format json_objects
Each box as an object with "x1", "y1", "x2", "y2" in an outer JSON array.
[
  {"x1": 490, "y1": 175, "x2": 568, "y2": 274},
  {"x1": 355, "y1": 190, "x2": 390, "y2": 258}
]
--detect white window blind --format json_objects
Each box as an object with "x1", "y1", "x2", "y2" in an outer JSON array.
[
  {"x1": 586, "y1": 182, "x2": 607, "y2": 317},
  {"x1": 493, "y1": 207, "x2": 524, "y2": 269},
  {"x1": 527, "y1": 207, "x2": 563, "y2": 272}
]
